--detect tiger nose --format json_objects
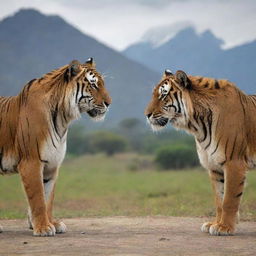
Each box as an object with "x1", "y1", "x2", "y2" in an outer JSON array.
[{"x1": 147, "y1": 113, "x2": 152, "y2": 118}]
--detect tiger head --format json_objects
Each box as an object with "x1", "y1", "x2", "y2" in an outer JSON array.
[
  {"x1": 145, "y1": 69, "x2": 191, "y2": 131},
  {"x1": 66, "y1": 58, "x2": 112, "y2": 121}
]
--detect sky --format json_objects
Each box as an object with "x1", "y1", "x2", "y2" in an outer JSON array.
[{"x1": 0, "y1": 0, "x2": 256, "y2": 51}]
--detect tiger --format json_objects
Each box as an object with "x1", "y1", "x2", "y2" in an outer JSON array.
[
  {"x1": 145, "y1": 69, "x2": 256, "y2": 236},
  {"x1": 0, "y1": 58, "x2": 111, "y2": 236}
]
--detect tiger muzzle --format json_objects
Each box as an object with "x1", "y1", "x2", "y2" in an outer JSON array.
[
  {"x1": 147, "y1": 115, "x2": 169, "y2": 129},
  {"x1": 87, "y1": 108, "x2": 100, "y2": 118},
  {"x1": 156, "y1": 117, "x2": 169, "y2": 127}
]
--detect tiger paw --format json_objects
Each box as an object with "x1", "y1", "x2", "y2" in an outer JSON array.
[
  {"x1": 33, "y1": 222, "x2": 56, "y2": 237},
  {"x1": 53, "y1": 221, "x2": 67, "y2": 234},
  {"x1": 209, "y1": 223, "x2": 235, "y2": 236},
  {"x1": 201, "y1": 222, "x2": 216, "y2": 233}
]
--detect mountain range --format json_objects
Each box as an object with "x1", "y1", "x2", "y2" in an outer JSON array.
[
  {"x1": 1, "y1": 9, "x2": 256, "y2": 127},
  {"x1": 123, "y1": 27, "x2": 256, "y2": 94},
  {"x1": 0, "y1": 9, "x2": 159, "y2": 125}
]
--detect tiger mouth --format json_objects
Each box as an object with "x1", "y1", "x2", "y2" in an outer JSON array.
[
  {"x1": 149, "y1": 117, "x2": 169, "y2": 129},
  {"x1": 156, "y1": 117, "x2": 169, "y2": 127},
  {"x1": 87, "y1": 108, "x2": 107, "y2": 121},
  {"x1": 87, "y1": 108, "x2": 99, "y2": 117}
]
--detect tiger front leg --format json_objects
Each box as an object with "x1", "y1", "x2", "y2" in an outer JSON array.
[
  {"x1": 209, "y1": 161, "x2": 246, "y2": 236},
  {"x1": 19, "y1": 160, "x2": 56, "y2": 236},
  {"x1": 201, "y1": 169, "x2": 224, "y2": 233},
  {"x1": 44, "y1": 170, "x2": 67, "y2": 234}
]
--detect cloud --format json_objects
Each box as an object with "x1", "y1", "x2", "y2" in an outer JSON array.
[{"x1": 0, "y1": 0, "x2": 256, "y2": 50}]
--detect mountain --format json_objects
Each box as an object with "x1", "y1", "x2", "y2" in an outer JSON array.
[
  {"x1": 0, "y1": 9, "x2": 159, "y2": 125},
  {"x1": 123, "y1": 27, "x2": 256, "y2": 94}
]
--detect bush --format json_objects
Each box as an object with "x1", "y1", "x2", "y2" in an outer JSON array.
[
  {"x1": 142, "y1": 130, "x2": 195, "y2": 154},
  {"x1": 67, "y1": 125, "x2": 129, "y2": 156},
  {"x1": 90, "y1": 131, "x2": 128, "y2": 155},
  {"x1": 118, "y1": 118, "x2": 145, "y2": 152},
  {"x1": 119, "y1": 118, "x2": 142, "y2": 131},
  {"x1": 155, "y1": 144, "x2": 199, "y2": 170},
  {"x1": 67, "y1": 124, "x2": 91, "y2": 155}
]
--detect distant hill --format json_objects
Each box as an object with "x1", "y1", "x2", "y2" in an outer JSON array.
[
  {"x1": 0, "y1": 9, "x2": 159, "y2": 125},
  {"x1": 123, "y1": 27, "x2": 256, "y2": 94}
]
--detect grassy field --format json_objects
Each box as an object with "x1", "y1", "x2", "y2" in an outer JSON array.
[{"x1": 0, "y1": 153, "x2": 256, "y2": 220}]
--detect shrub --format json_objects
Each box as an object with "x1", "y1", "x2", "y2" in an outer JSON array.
[
  {"x1": 141, "y1": 130, "x2": 195, "y2": 154},
  {"x1": 90, "y1": 131, "x2": 128, "y2": 155},
  {"x1": 155, "y1": 144, "x2": 199, "y2": 170},
  {"x1": 67, "y1": 124, "x2": 91, "y2": 155},
  {"x1": 119, "y1": 118, "x2": 142, "y2": 131}
]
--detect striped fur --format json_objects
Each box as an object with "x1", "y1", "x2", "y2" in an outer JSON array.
[
  {"x1": 145, "y1": 70, "x2": 255, "y2": 236},
  {"x1": 0, "y1": 59, "x2": 111, "y2": 236}
]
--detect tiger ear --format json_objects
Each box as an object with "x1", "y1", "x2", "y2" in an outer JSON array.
[
  {"x1": 165, "y1": 69, "x2": 173, "y2": 76},
  {"x1": 67, "y1": 60, "x2": 82, "y2": 80},
  {"x1": 85, "y1": 57, "x2": 96, "y2": 68},
  {"x1": 175, "y1": 70, "x2": 191, "y2": 89},
  {"x1": 162, "y1": 69, "x2": 173, "y2": 79}
]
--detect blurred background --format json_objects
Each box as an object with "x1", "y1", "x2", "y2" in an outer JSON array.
[{"x1": 0, "y1": 0, "x2": 256, "y2": 220}]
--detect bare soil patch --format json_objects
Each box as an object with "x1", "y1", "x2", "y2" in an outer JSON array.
[{"x1": 0, "y1": 217, "x2": 255, "y2": 256}]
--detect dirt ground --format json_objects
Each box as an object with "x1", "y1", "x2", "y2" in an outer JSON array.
[{"x1": 0, "y1": 217, "x2": 255, "y2": 256}]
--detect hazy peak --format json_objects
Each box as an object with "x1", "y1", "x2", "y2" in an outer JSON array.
[
  {"x1": 141, "y1": 24, "x2": 223, "y2": 49},
  {"x1": 141, "y1": 21, "x2": 194, "y2": 48}
]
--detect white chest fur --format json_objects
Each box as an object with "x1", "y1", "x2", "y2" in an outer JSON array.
[
  {"x1": 42, "y1": 135, "x2": 67, "y2": 171},
  {"x1": 196, "y1": 140, "x2": 225, "y2": 171}
]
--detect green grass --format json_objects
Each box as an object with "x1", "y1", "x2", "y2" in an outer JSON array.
[{"x1": 0, "y1": 153, "x2": 256, "y2": 220}]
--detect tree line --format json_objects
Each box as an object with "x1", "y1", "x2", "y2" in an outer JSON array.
[{"x1": 67, "y1": 118, "x2": 199, "y2": 170}]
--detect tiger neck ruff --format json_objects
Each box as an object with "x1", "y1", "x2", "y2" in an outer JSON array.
[
  {"x1": 145, "y1": 69, "x2": 255, "y2": 236},
  {"x1": 0, "y1": 58, "x2": 111, "y2": 236}
]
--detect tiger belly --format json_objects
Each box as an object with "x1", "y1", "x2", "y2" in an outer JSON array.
[{"x1": 0, "y1": 139, "x2": 67, "y2": 176}]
